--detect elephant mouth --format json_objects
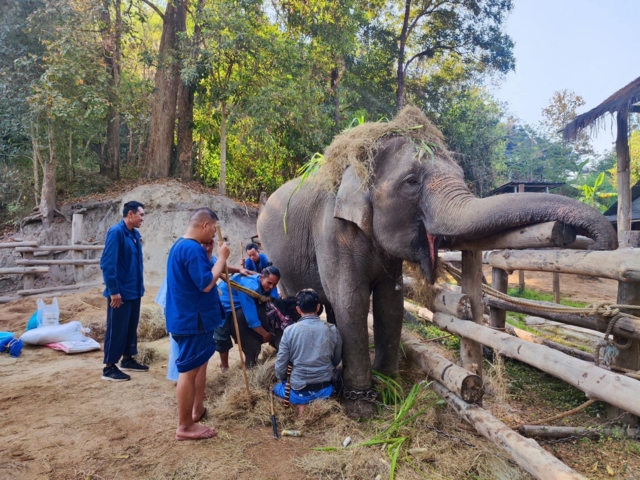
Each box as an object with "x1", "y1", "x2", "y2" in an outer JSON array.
[{"x1": 426, "y1": 233, "x2": 439, "y2": 271}]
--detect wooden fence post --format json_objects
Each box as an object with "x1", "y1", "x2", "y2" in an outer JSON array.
[
  {"x1": 460, "y1": 250, "x2": 484, "y2": 379},
  {"x1": 609, "y1": 231, "x2": 640, "y2": 425},
  {"x1": 518, "y1": 183, "x2": 526, "y2": 292},
  {"x1": 22, "y1": 251, "x2": 34, "y2": 290},
  {"x1": 490, "y1": 267, "x2": 508, "y2": 330},
  {"x1": 71, "y1": 213, "x2": 84, "y2": 283},
  {"x1": 553, "y1": 272, "x2": 561, "y2": 304}
]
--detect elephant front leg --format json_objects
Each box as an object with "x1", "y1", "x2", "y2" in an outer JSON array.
[{"x1": 372, "y1": 269, "x2": 404, "y2": 376}]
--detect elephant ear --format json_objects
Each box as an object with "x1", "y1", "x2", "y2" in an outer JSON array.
[{"x1": 333, "y1": 166, "x2": 373, "y2": 235}]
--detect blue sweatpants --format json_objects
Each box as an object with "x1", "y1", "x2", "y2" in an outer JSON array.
[{"x1": 103, "y1": 298, "x2": 141, "y2": 364}]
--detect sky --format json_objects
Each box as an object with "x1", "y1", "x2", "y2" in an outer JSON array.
[{"x1": 492, "y1": 0, "x2": 640, "y2": 154}]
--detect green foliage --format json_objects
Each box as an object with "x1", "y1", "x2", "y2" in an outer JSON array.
[{"x1": 507, "y1": 287, "x2": 588, "y2": 308}]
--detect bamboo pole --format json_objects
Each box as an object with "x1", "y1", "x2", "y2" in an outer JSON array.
[
  {"x1": 401, "y1": 332, "x2": 483, "y2": 403},
  {"x1": 15, "y1": 245, "x2": 104, "y2": 252},
  {"x1": 18, "y1": 282, "x2": 102, "y2": 296},
  {"x1": 0, "y1": 242, "x2": 38, "y2": 248},
  {"x1": 432, "y1": 313, "x2": 640, "y2": 418},
  {"x1": 217, "y1": 227, "x2": 251, "y2": 404},
  {"x1": 431, "y1": 382, "x2": 587, "y2": 480},
  {"x1": 0, "y1": 267, "x2": 50, "y2": 275},
  {"x1": 487, "y1": 248, "x2": 640, "y2": 283}
]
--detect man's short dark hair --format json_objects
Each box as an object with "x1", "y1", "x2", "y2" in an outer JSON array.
[
  {"x1": 123, "y1": 201, "x2": 144, "y2": 217},
  {"x1": 189, "y1": 208, "x2": 219, "y2": 225},
  {"x1": 261, "y1": 265, "x2": 280, "y2": 278},
  {"x1": 246, "y1": 243, "x2": 259, "y2": 252},
  {"x1": 296, "y1": 289, "x2": 319, "y2": 314}
]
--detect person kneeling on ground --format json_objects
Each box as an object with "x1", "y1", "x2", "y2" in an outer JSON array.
[
  {"x1": 273, "y1": 289, "x2": 342, "y2": 416},
  {"x1": 166, "y1": 208, "x2": 230, "y2": 441},
  {"x1": 216, "y1": 266, "x2": 281, "y2": 370}
]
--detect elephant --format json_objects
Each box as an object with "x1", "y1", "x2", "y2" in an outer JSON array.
[{"x1": 257, "y1": 107, "x2": 617, "y2": 413}]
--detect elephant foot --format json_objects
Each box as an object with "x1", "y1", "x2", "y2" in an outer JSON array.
[{"x1": 340, "y1": 398, "x2": 378, "y2": 419}]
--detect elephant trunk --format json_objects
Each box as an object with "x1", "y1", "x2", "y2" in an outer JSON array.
[{"x1": 427, "y1": 181, "x2": 618, "y2": 250}]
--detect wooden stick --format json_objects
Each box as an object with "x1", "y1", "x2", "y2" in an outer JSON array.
[
  {"x1": 433, "y1": 312, "x2": 640, "y2": 418},
  {"x1": 16, "y1": 259, "x2": 100, "y2": 266},
  {"x1": 514, "y1": 399, "x2": 596, "y2": 430},
  {"x1": 504, "y1": 324, "x2": 595, "y2": 362},
  {"x1": 0, "y1": 267, "x2": 50, "y2": 274},
  {"x1": 217, "y1": 227, "x2": 252, "y2": 404},
  {"x1": 18, "y1": 282, "x2": 102, "y2": 296},
  {"x1": 15, "y1": 245, "x2": 104, "y2": 252},
  {"x1": 487, "y1": 248, "x2": 640, "y2": 283},
  {"x1": 431, "y1": 382, "x2": 587, "y2": 480},
  {"x1": 0, "y1": 242, "x2": 38, "y2": 248}
]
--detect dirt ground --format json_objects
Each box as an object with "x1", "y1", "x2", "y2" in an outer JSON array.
[{"x1": 0, "y1": 274, "x2": 637, "y2": 479}]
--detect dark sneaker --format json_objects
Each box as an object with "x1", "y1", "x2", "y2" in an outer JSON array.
[
  {"x1": 102, "y1": 365, "x2": 131, "y2": 382},
  {"x1": 120, "y1": 357, "x2": 149, "y2": 372}
]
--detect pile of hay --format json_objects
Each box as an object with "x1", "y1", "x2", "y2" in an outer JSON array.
[
  {"x1": 318, "y1": 106, "x2": 453, "y2": 191},
  {"x1": 205, "y1": 355, "x2": 527, "y2": 480},
  {"x1": 138, "y1": 303, "x2": 167, "y2": 341}
]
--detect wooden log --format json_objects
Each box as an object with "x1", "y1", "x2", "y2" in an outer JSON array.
[
  {"x1": 431, "y1": 382, "x2": 586, "y2": 480},
  {"x1": 18, "y1": 282, "x2": 102, "y2": 296},
  {"x1": 401, "y1": 332, "x2": 483, "y2": 403},
  {"x1": 460, "y1": 250, "x2": 484, "y2": 377},
  {"x1": 16, "y1": 259, "x2": 100, "y2": 266},
  {"x1": 15, "y1": 245, "x2": 105, "y2": 252},
  {"x1": 444, "y1": 222, "x2": 576, "y2": 251},
  {"x1": 72, "y1": 213, "x2": 84, "y2": 283},
  {"x1": 565, "y1": 236, "x2": 594, "y2": 250},
  {"x1": 609, "y1": 231, "x2": 640, "y2": 425},
  {"x1": 0, "y1": 267, "x2": 50, "y2": 274},
  {"x1": 438, "y1": 282, "x2": 461, "y2": 293},
  {"x1": 433, "y1": 287, "x2": 472, "y2": 320},
  {"x1": 487, "y1": 248, "x2": 640, "y2": 283},
  {"x1": 0, "y1": 241, "x2": 38, "y2": 248},
  {"x1": 483, "y1": 295, "x2": 640, "y2": 341},
  {"x1": 504, "y1": 323, "x2": 595, "y2": 362},
  {"x1": 519, "y1": 425, "x2": 639, "y2": 440},
  {"x1": 404, "y1": 301, "x2": 433, "y2": 321},
  {"x1": 0, "y1": 296, "x2": 21, "y2": 303},
  {"x1": 490, "y1": 268, "x2": 508, "y2": 330},
  {"x1": 433, "y1": 313, "x2": 640, "y2": 418}
]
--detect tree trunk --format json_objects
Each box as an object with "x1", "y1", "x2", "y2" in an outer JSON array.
[
  {"x1": 30, "y1": 121, "x2": 40, "y2": 206},
  {"x1": 68, "y1": 132, "x2": 74, "y2": 179},
  {"x1": 395, "y1": 0, "x2": 411, "y2": 111},
  {"x1": 40, "y1": 120, "x2": 57, "y2": 228},
  {"x1": 219, "y1": 100, "x2": 227, "y2": 196},
  {"x1": 175, "y1": 0, "x2": 195, "y2": 182},
  {"x1": 617, "y1": 109, "x2": 631, "y2": 234},
  {"x1": 330, "y1": 65, "x2": 340, "y2": 126},
  {"x1": 144, "y1": 0, "x2": 181, "y2": 178},
  {"x1": 101, "y1": 0, "x2": 121, "y2": 180},
  {"x1": 127, "y1": 125, "x2": 135, "y2": 164}
]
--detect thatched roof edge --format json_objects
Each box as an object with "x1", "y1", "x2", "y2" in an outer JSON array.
[{"x1": 562, "y1": 76, "x2": 640, "y2": 142}]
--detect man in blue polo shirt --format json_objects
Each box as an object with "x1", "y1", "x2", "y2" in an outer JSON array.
[
  {"x1": 216, "y1": 266, "x2": 280, "y2": 370},
  {"x1": 244, "y1": 243, "x2": 270, "y2": 273},
  {"x1": 166, "y1": 208, "x2": 230, "y2": 441},
  {"x1": 100, "y1": 200, "x2": 146, "y2": 382}
]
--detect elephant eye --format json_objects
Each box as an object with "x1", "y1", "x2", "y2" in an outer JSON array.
[{"x1": 403, "y1": 174, "x2": 420, "y2": 186}]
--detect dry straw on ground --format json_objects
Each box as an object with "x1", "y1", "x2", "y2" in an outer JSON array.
[
  {"x1": 205, "y1": 355, "x2": 528, "y2": 480},
  {"x1": 138, "y1": 303, "x2": 167, "y2": 341},
  {"x1": 317, "y1": 106, "x2": 453, "y2": 191}
]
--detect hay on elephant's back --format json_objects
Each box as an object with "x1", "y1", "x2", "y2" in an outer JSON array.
[{"x1": 318, "y1": 106, "x2": 453, "y2": 190}]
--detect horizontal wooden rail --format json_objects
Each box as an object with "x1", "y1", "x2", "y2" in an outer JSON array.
[
  {"x1": 15, "y1": 245, "x2": 104, "y2": 252},
  {"x1": 442, "y1": 221, "x2": 576, "y2": 251},
  {"x1": 487, "y1": 248, "x2": 640, "y2": 282},
  {"x1": 0, "y1": 241, "x2": 38, "y2": 248},
  {"x1": 16, "y1": 259, "x2": 100, "y2": 266},
  {"x1": 432, "y1": 313, "x2": 640, "y2": 418},
  {"x1": 0, "y1": 267, "x2": 50, "y2": 275},
  {"x1": 18, "y1": 282, "x2": 102, "y2": 296}
]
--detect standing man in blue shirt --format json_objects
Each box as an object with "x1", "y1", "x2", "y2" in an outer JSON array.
[
  {"x1": 166, "y1": 208, "x2": 230, "y2": 441},
  {"x1": 216, "y1": 266, "x2": 280, "y2": 370},
  {"x1": 100, "y1": 201, "x2": 147, "y2": 382},
  {"x1": 244, "y1": 243, "x2": 270, "y2": 273}
]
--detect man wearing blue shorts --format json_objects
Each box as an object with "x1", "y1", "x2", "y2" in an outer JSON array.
[
  {"x1": 166, "y1": 208, "x2": 230, "y2": 441},
  {"x1": 274, "y1": 289, "x2": 342, "y2": 415}
]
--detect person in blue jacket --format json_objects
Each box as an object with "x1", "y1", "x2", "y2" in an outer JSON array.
[
  {"x1": 100, "y1": 200, "x2": 147, "y2": 382},
  {"x1": 216, "y1": 266, "x2": 280, "y2": 370},
  {"x1": 166, "y1": 208, "x2": 230, "y2": 441},
  {"x1": 244, "y1": 243, "x2": 270, "y2": 273}
]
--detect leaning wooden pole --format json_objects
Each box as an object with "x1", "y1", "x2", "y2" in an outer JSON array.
[
  {"x1": 433, "y1": 313, "x2": 640, "y2": 418},
  {"x1": 432, "y1": 382, "x2": 586, "y2": 480},
  {"x1": 217, "y1": 227, "x2": 252, "y2": 404}
]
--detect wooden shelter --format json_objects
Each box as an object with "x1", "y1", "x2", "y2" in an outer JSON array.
[
  {"x1": 488, "y1": 181, "x2": 564, "y2": 196},
  {"x1": 563, "y1": 76, "x2": 640, "y2": 236}
]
